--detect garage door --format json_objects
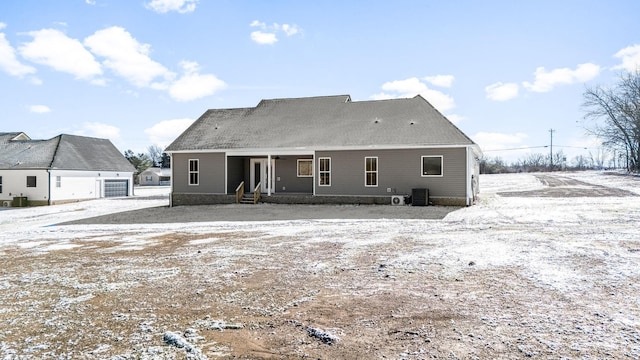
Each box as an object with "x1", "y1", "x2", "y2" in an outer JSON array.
[{"x1": 104, "y1": 179, "x2": 129, "y2": 197}]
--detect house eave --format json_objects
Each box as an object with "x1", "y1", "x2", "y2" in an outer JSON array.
[{"x1": 166, "y1": 143, "x2": 477, "y2": 155}]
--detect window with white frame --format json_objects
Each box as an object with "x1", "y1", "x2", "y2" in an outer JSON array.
[
  {"x1": 56, "y1": 176, "x2": 61, "y2": 188},
  {"x1": 189, "y1": 159, "x2": 199, "y2": 185},
  {"x1": 365, "y1": 156, "x2": 378, "y2": 186},
  {"x1": 26, "y1": 176, "x2": 37, "y2": 187},
  {"x1": 297, "y1": 159, "x2": 313, "y2": 177},
  {"x1": 318, "y1": 157, "x2": 331, "y2": 186},
  {"x1": 421, "y1": 155, "x2": 443, "y2": 176}
]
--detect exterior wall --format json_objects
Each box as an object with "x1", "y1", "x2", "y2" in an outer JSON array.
[
  {"x1": 172, "y1": 152, "x2": 226, "y2": 194},
  {"x1": 274, "y1": 156, "x2": 313, "y2": 193},
  {"x1": 0, "y1": 169, "x2": 49, "y2": 206},
  {"x1": 49, "y1": 170, "x2": 133, "y2": 203},
  {"x1": 139, "y1": 169, "x2": 159, "y2": 186},
  {"x1": 314, "y1": 148, "x2": 468, "y2": 203},
  {"x1": 0, "y1": 169, "x2": 133, "y2": 206},
  {"x1": 226, "y1": 157, "x2": 245, "y2": 193}
]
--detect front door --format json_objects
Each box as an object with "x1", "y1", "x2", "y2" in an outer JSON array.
[{"x1": 250, "y1": 158, "x2": 275, "y2": 194}]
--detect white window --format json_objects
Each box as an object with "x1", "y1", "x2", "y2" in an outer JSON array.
[
  {"x1": 319, "y1": 157, "x2": 331, "y2": 186},
  {"x1": 145, "y1": 175, "x2": 153, "y2": 181},
  {"x1": 365, "y1": 157, "x2": 378, "y2": 187},
  {"x1": 189, "y1": 159, "x2": 199, "y2": 185},
  {"x1": 421, "y1": 155, "x2": 443, "y2": 176},
  {"x1": 56, "y1": 176, "x2": 61, "y2": 188},
  {"x1": 297, "y1": 159, "x2": 313, "y2": 177}
]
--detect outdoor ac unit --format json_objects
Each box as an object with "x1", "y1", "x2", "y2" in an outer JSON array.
[
  {"x1": 2, "y1": 200, "x2": 11, "y2": 207},
  {"x1": 391, "y1": 195, "x2": 405, "y2": 206}
]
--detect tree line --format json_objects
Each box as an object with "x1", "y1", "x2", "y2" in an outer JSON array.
[
  {"x1": 484, "y1": 69, "x2": 640, "y2": 174},
  {"x1": 124, "y1": 145, "x2": 170, "y2": 183}
]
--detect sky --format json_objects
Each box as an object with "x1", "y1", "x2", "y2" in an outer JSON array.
[{"x1": 1, "y1": 0, "x2": 640, "y2": 164}]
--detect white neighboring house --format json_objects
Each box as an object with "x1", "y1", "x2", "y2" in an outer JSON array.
[
  {"x1": 138, "y1": 167, "x2": 171, "y2": 186},
  {"x1": 0, "y1": 132, "x2": 135, "y2": 206}
]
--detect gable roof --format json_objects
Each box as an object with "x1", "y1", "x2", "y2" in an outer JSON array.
[
  {"x1": 165, "y1": 95, "x2": 477, "y2": 152},
  {"x1": 0, "y1": 133, "x2": 135, "y2": 172}
]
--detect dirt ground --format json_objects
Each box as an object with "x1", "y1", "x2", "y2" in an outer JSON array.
[{"x1": 1, "y1": 173, "x2": 639, "y2": 359}]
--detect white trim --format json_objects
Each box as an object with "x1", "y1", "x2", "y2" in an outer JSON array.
[
  {"x1": 421, "y1": 155, "x2": 444, "y2": 177},
  {"x1": 318, "y1": 157, "x2": 331, "y2": 187},
  {"x1": 166, "y1": 144, "x2": 475, "y2": 155},
  {"x1": 297, "y1": 159, "x2": 313, "y2": 177},
  {"x1": 188, "y1": 159, "x2": 199, "y2": 186},
  {"x1": 364, "y1": 156, "x2": 378, "y2": 187}
]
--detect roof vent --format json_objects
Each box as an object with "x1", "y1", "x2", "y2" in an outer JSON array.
[
  {"x1": 373, "y1": 118, "x2": 380, "y2": 124},
  {"x1": 410, "y1": 121, "x2": 415, "y2": 125}
]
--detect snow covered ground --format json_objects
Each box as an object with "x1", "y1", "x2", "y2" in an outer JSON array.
[{"x1": 0, "y1": 173, "x2": 639, "y2": 359}]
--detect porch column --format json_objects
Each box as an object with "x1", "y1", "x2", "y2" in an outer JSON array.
[{"x1": 267, "y1": 154, "x2": 272, "y2": 196}]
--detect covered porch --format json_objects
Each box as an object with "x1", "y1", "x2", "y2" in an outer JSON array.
[{"x1": 226, "y1": 151, "x2": 315, "y2": 203}]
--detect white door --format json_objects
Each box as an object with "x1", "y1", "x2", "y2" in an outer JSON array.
[{"x1": 250, "y1": 158, "x2": 275, "y2": 194}]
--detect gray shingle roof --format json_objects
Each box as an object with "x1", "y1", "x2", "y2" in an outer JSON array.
[
  {"x1": 0, "y1": 133, "x2": 135, "y2": 172},
  {"x1": 165, "y1": 95, "x2": 476, "y2": 152}
]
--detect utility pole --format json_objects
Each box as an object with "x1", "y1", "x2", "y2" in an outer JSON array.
[{"x1": 549, "y1": 129, "x2": 555, "y2": 170}]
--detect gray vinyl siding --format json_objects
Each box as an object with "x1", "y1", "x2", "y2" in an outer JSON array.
[
  {"x1": 274, "y1": 156, "x2": 313, "y2": 193},
  {"x1": 172, "y1": 152, "x2": 226, "y2": 194},
  {"x1": 315, "y1": 148, "x2": 467, "y2": 198},
  {"x1": 226, "y1": 156, "x2": 244, "y2": 193}
]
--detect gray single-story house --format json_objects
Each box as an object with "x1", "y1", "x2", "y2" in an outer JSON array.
[
  {"x1": 0, "y1": 132, "x2": 135, "y2": 206},
  {"x1": 138, "y1": 167, "x2": 171, "y2": 186},
  {"x1": 165, "y1": 95, "x2": 482, "y2": 206}
]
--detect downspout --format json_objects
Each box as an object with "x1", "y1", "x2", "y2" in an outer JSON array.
[
  {"x1": 169, "y1": 153, "x2": 173, "y2": 207},
  {"x1": 47, "y1": 135, "x2": 63, "y2": 206},
  {"x1": 47, "y1": 169, "x2": 51, "y2": 205},
  {"x1": 465, "y1": 147, "x2": 471, "y2": 206}
]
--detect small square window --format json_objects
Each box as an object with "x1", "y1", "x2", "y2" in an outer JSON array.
[
  {"x1": 421, "y1": 156, "x2": 443, "y2": 176},
  {"x1": 27, "y1": 176, "x2": 37, "y2": 187},
  {"x1": 297, "y1": 159, "x2": 313, "y2": 177}
]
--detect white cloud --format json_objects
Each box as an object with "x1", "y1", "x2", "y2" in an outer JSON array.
[
  {"x1": 144, "y1": 118, "x2": 195, "y2": 147},
  {"x1": 371, "y1": 77, "x2": 455, "y2": 113},
  {"x1": 84, "y1": 26, "x2": 173, "y2": 88},
  {"x1": 250, "y1": 31, "x2": 278, "y2": 45},
  {"x1": 0, "y1": 23, "x2": 6, "y2": 31},
  {"x1": 472, "y1": 132, "x2": 531, "y2": 161},
  {"x1": 86, "y1": 0, "x2": 96, "y2": 4},
  {"x1": 29, "y1": 105, "x2": 51, "y2": 113},
  {"x1": 522, "y1": 63, "x2": 601, "y2": 92},
  {"x1": 249, "y1": 20, "x2": 301, "y2": 45},
  {"x1": 485, "y1": 82, "x2": 519, "y2": 101},
  {"x1": 445, "y1": 114, "x2": 465, "y2": 125},
  {"x1": 279, "y1": 23, "x2": 300, "y2": 36},
  {"x1": 168, "y1": 61, "x2": 226, "y2": 101},
  {"x1": 0, "y1": 32, "x2": 37, "y2": 77},
  {"x1": 19, "y1": 28, "x2": 102, "y2": 80},
  {"x1": 612, "y1": 44, "x2": 640, "y2": 73},
  {"x1": 76, "y1": 122, "x2": 121, "y2": 140},
  {"x1": 145, "y1": 0, "x2": 198, "y2": 14},
  {"x1": 424, "y1": 75, "x2": 454, "y2": 88}
]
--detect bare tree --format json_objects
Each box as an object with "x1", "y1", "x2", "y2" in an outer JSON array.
[
  {"x1": 583, "y1": 70, "x2": 640, "y2": 172},
  {"x1": 147, "y1": 145, "x2": 164, "y2": 168}
]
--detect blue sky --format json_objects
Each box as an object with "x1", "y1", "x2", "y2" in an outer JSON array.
[{"x1": 1, "y1": 0, "x2": 639, "y2": 164}]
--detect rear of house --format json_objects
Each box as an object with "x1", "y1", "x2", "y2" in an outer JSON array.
[{"x1": 165, "y1": 95, "x2": 482, "y2": 206}]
